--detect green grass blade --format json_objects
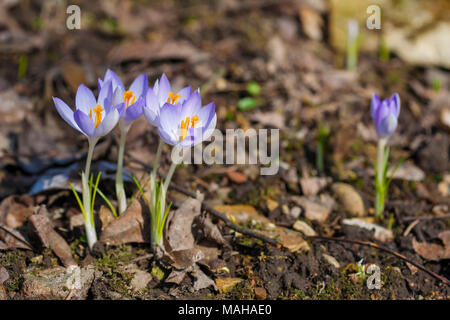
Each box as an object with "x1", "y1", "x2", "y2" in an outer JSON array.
[
  {"x1": 69, "y1": 182, "x2": 86, "y2": 220},
  {"x1": 96, "y1": 188, "x2": 118, "y2": 218}
]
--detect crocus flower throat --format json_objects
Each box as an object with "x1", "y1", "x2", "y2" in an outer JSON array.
[
  {"x1": 167, "y1": 92, "x2": 181, "y2": 105},
  {"x1": 180, "y1": 115, "x2": 199, "y2": 141},
  {"x1": 89, "y1": 104, "x2": 104, "y2": 128},
  {"x1": 123, "y1": 90, "x2": 136, "y2": 108}
]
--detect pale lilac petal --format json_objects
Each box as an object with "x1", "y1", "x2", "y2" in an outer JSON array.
[
  {"x1": 143, "y1": 105, "x2": 159, "y2": 126},
  {"x1": 158, "y1": 126, "x2": 178, "y2": 146},
  {"x1": 98, "y1": 80, "x2": 113, "y2": 112},
  {"x1": 379, "y1": 114, "x2": 398, "y2": 137},
  {"x1": 52, "y1": 97, "x2": 80, "y2": 131},
  {"x1": 75, "y1": 84, "x2": 96, "y2": 113},
  {"x1": 123, "y1": 97, "x2": 144, "y2": 122},
  {"x1": 74, "y1": 110, "x2": 95, "y2": 137},
  {"x1": 115, "y1": 102, "x2": 126, "y2": 118},
  {"x1": 371, "y1": 93, "x2": 380, "y2": 120},
  {"x1": 112, "y1": 87, "x2": 125, "y2": 108},
  {"x1": 158, "y1": 74, "x2": 171, "y2": 106},
  {"x1": 104, "y1": 69, "x2": 125, "y2": 91},
  {"x1": 129, "y1": 73, "x2": 148, "y2": 98},
  {"x1": 195, "y1": 102, "x2": 215, "y2": 129},
  {"x1": 177, "y1": 86, "x2": 192, "y2": 104},
  {"x1": 95, "y1": 108, "x2": 119, "y2": 137},
  {"x1": 390, "y1": 93, "x2": 400, "y2": 118},
  {"x1": 180, "y1": 90, "x2": 202, "y2": 119},
  {"x1": 97, "y1": 78, "x2": 103, "y2": 91}
]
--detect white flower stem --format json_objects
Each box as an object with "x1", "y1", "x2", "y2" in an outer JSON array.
[
  {"x1": 83, "y1": 139, "x2": 98, "y2": 251},
  {"x1": 116, "y1": 128, "x2": 128, "y2": 215},
  {"x1": 163, "y1": 161, "x2": 178, "y2": 192},
  {"x1": 375, "y1": 137, "x2": 387, "y2": 218},
  {"x1": 151, "y1": 138, "x2": 164, "y2": 179}
]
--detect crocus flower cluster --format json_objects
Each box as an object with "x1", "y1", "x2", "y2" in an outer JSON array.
[
  {"x1": 371, "y1": 93, "x2": 401, "y2": 218},
  {"x1": 53, "y1": 70, "x2": 216, "y2": 250}
]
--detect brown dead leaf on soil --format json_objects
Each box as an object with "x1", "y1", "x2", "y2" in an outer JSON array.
[
  {"x1": 29, "y1": 206, "x2": 77, "y2": 267},
  {"x1": 412, "y1": 231, "x2": 450, "y2": 261},
  {"x1": 100, "y1": 199, "x2": 150, "y2": 245}
]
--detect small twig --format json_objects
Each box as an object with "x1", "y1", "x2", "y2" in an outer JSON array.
[
  {"x1": 401, "y1": 214, "x2": 450, "y2": 222},
  {"x1": 0, "y1": 224, "x2": 34, "y2": 250},
  {"x1": 306, "y1": 235, "x2": 450, "y2": 287}
]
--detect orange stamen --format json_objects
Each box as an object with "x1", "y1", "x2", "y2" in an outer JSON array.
[
  {"x1": 179, "y1": 115, "x2": 199, "y2": 141},
  {"x1": 123, "y1": 90, "x2": 135, "y2": 108},
  {"x1": 166, "y1": 92, "x2": 182, "y2": 105},
  {"x1": 90, "y1": 104, "x2": 104, "y2": 128}
]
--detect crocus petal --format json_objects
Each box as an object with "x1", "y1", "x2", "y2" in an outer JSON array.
[
  {"x1": 159, "y1": 102, "x2": 182, "y2": 133},
  {"x1": 104, "y1": 69, "x2": 125, "y2": 91},
  {"x1": 390, "y1": 93, "x2": 400, "y2": 118},
  {"x1": 371, "y1": 93, "x2": 380, "y2": 120},
  {"x1": 378, "y1": 114, "x2": 398, "y2": 137},
  {"x1": 177, "y1": 85, "x2": 192, "y2": 104},
  {"x1": 143, "y1": 105, "x2": 160, "y2": 127},
  {"x1": 123, "y1": 97, "x2": 144, "y2": 122},
  {"x1": 74, "y1": 110, "x2": 95, "y2": 137},
  {"x1": 375, "y1": 100, "x2": 389, "y2": 129},
  {"x1": 52, "y1": 97, "x2": 80, "y2": 131},
  {"x1": 181, "y1": 90, "x2": 202, "y2": 119},
  {"x1": 98, "y1": 80, "x2": 113, "y2": 112},
  {"x1": 145, "y1": 87, "x2": 159, "y2": 112},
  {"x1": 196, "y1": 102, "x2": 215, "y2": 129},
  {"x1": 114, "y1": 102, "x2": 126, "y2": 119},
  {"x1": 112, "y1": 86, "x2": 125, "y2": 108},
  {"x1": 129, "y1": 73, "x2": 148, "y2": 98},
  {"x1": 97, "y1": 78, "x2": 103, "y2": 91},
  {"x1": 75, "y1": 84, "x2": 96, "y2": 114},
  {"x1": 158, "y1": 73, "x2": 171, "y2": 106},
  {"x1": 158, "y1": 126, "x2": 178, "y2": 146},
  {"x1": 95, "y1": 108, "x2": 119, "y2": 137},
  {"x1": 202, "y1": 113, "x2": 217, "y2": 141}
]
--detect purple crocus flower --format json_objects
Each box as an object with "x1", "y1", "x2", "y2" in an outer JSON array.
[
  {"x1": 98, "y1": 69, "x2": 147, "y2": 126},
  {"x1": 53, "y1": 82, "x2": 120, "y2": 141},
  {"x1": 158, "y1": 89, "x2": 216, "y2": 147},
  {"x1": 143, "y1": 74, "x2": 192, "y2": 127},
  {"x1": 371, "y1": 93, "x2": 400, "y2": 138}
]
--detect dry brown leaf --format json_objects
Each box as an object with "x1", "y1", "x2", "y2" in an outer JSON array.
[
  {"x1": 100, "y1": 199, "x2": 149, "y2": 245},
  {"x1": 226, "y1": 171, "x2": 248, "y2": 184},
  {"x1": 412, "y1": 237, "x2": 445, "y2": 261},
  {"x1": 29, "y1": 206, "x2": 77, "y2": 267}
]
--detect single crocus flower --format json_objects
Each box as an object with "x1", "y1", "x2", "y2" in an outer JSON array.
[
  {"x1": 371, "y1": 93, "x2": 401, "y2": 219},
  {"x1": 98, "y1": 69, "x2": 148, "y2": 215},
  {"x1": 371, "y1": 93, "x2": 400, "y2": 138},
  {"x1": 53, "y1": 82, "x2": 120, "y2": 143},
  {"x1": 98, "y1": 69, "x2": 147, "y2": 129},
  {"x1": 158, "y1": 89, "x2": 216, "y2": 148},
  {"x1": 52, "y1": 82, "x2": 120, "y2": 250},
  {"x1": 143, "y1": 73, "x2": 192, "y2": 127}
]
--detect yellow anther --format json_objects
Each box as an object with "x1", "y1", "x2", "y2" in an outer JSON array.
[
  {"x1": 90, "y1": 104, "x2": 104, "y2": 128},
  {"x1": 123, "y1": 90, "x2": 135, "y2": 108},
  {"x1": 190, "y1": 115, "x2": 199, "y2": 128},
  {"x1": 179, "y1": 115, "x2": 199, "y2": 141},
  {"x1": 166, "y1": 92, "x2": 182, "y2": 105}
]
